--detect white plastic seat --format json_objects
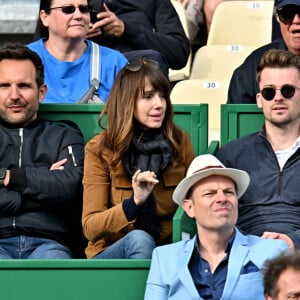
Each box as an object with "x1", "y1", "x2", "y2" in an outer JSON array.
[
  {"x1": 171, "y1": 79, "x2": 230, "y2": 142},
  {"x1": 207, "y1": 0, "x2": 275, "y2": 47},
  {"x1": 190, "y1": 44, "x2": 257, "y2": 80}
]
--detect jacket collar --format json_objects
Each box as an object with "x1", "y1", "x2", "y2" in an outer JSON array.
[{"x1": 177, "y1": 236, "x2": 202, "y2": 299}]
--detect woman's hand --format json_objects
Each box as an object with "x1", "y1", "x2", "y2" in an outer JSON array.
[{"x1": 132, "y1": 169, "x2": 159, "y2": 206}]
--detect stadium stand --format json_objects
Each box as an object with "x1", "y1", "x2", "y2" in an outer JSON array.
[
  {"x1": 207, "y1": 0, "x2": 275, "y2": 47},
  {"x1": 171, "y1": 43, "x2": 258, "y2": 142},
  {"x1": 0, "y1": 103, "x2": 209, "y2": 300}
]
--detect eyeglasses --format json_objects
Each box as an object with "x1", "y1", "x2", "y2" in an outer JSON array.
[
  {"x1": 125, "y1": 58, "x2": 160, "y2": 72},
  {"x1": 277, "y1": 5, "x2": 300, "y2": 24},
  {"x1": 47, "y1": 5, "x2": 90, "y2": 14},
  {"x1": 260, "y1": 84, "x2": 300, "y2": 101}
]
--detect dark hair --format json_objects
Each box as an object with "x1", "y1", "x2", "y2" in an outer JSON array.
[
  {"x1": 263, "y1": 251, "x2": 300, "y2": 298},
  {"x1": 256, "y1": 49, "x2": 300, "y2": 84},
  {"x1": 0, "y1": 42, "x2": 44, "y2": 87},
  {"x1": 99, "y1": 60, "x2": 184, "y2": 167},
  {"x1": 34, "y1": 0, "x2": 52, "y2": 39}
]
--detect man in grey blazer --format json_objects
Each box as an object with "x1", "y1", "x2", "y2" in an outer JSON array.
[{"x1": 145, "y1": 154, "x2": 290, "y2": 300}]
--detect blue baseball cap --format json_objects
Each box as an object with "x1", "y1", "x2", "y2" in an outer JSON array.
[{"x1": 276, "y1": 0, "x2": 300, "y2": 9}]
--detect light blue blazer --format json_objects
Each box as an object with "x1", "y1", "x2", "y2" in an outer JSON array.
[{"x1": 145, "y1": 228, "x2": 289, "y2": 300}]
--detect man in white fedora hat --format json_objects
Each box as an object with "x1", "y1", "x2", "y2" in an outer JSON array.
[{"x1": 145, "y1": 154, "x2": 290, "y2": 300}]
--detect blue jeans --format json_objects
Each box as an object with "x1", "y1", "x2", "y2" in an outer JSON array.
[
  {"x1": 93, "y1": 230, "x2": 156, "y2": 259},
  {"x1": 0, "y1": 236, "x2": 73, "y2": 259}
]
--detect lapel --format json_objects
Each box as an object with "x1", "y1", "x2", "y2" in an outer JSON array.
[
  {"x1": 177, "y1": 236, "x2": 204, "y2": 300},
  {"x1": 221, "y1": 228, "x2": 250, "y2": 299}
]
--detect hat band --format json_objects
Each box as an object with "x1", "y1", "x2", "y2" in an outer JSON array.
[{"x1": 192, "y1": 165, "x2": 224, "y2": 174}]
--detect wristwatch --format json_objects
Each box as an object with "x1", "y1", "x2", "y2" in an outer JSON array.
[{"x1": 0, "y1": 168, "x2": 7, "y2": 186}]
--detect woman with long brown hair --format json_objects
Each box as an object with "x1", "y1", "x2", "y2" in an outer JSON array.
[{"x1": 82, "y1": 59, "x2": 194, "y2": 259}]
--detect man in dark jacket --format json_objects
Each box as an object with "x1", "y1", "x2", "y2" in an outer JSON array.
[
  {"x1": 87, "y1": 0, "x2": 190, "y2": 77},
  {"x1": 0, "y1": 43, "x2": 85, "y2": 258},
  {"x1": 227, "y1": 0, "x2": 300, "y2": 104},
  {"x1": 218, "y1": 49, "x2": 300, "y2": 251}
]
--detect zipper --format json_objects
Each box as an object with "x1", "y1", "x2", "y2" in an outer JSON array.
[
  {"x1": 19, "y1": 128, "x2": 23, "y2": 168},
  {"x1": 278, "y1": 170, "x2": 283, "y2": 196},
  {"x1": 68, "y1": 145, "x2": 77, "y2": 167},
  {"x1": 13, "y1": 128, "x2": 24, "y2": 230}
]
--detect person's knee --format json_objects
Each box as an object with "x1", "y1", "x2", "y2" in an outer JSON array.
[
  {"x1": 30, "y1": 241, "x2": 73, "y2": 259},
  {"x1": 125, "y1": 230, "x2": 155, "y2": 259}
]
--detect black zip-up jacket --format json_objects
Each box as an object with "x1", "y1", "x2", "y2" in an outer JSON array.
[
  {"x1": 89, "y1": 0, "x2": 190, "y2": 70},
  {"x1": 217, "y1": 128, "x2": 300, "y2": 249},
  {"x1": 227, "y1": 39, "x2": 287, "y2": 104},
  {"x1": 0, "y1": 116, "x2": 84, "y2": 249}
]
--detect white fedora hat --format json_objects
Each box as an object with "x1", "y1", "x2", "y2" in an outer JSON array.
[{"x1": 173, "y1": 154, "x2": 250, "y2": 205}]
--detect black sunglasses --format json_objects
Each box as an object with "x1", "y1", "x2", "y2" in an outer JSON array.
[
  {"x1": 47, "y1": 5, "x2": 90, "y2": 14},
  {"x1": 277, "y1": 5, "x2": 300, "y2": 24},
  {"x1": 125, "y1": 58, "x2": 160, "y2": 72},
  {"x1": 260, "y1": 84, "x2": 300, "y2": 101}
]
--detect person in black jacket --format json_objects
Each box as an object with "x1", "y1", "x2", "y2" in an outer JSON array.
[
  {"x1": 0, "y1": 42, "x2": 85, "y2": 259},
  {"x1": 227, "y1": 0, "x2": 300, "y2": 104},
  {"x1": 218, "y1": 49, "x2": 300, "y2": 251},
  {"x1": 87, "y1": 0, "x2": 190, "y2": 78}
]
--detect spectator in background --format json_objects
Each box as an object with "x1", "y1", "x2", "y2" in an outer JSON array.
[
  {"x1": 0, "y1": 42, "x2": 84, "y2": 258},
  {"x1": 87, "y1": 0, "x2": 190, "y2": 78},
  {"x1": 82, "y1": 58, "x2": 194, "y2": 259},
  {"x1": 177, "y1": 0, "x2": 203, "y2": 44},
  {"x1": 218, "y1": 49, "x2": 300, "y2": 251},
  {"x1": 29, "y1": 0, "x2": 127, "y2": 103},
  {"x1": 227, "y1": 0, "x2": 299, "y2": 104},
  {"x1": 263, "y1": 251, "x2": 300, "y2": 300},
  {"x1": 145, "y1": 154, "x2": 289, "y2": 300}
]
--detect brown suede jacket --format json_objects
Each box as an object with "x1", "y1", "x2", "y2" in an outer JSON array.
[{"x1": 82, "y1": 131, "x2": 194, "y2": 258}]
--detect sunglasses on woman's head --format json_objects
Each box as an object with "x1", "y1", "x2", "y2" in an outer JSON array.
[
  {"x1": 47, "y1": 4, "x2": 90, "y2": 14},
  {"x1": 277, "y1": 5, "x2": 300, "y2": 24},
  {"x1": 125, "y1": 58, "x2": 160, "y2": 72},
  {"x1": 260, "y1": 84, "x2": 300, "y2": 101}
]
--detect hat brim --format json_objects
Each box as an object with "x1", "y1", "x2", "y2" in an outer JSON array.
[{"x1": 173, "y1": 168, "x2": 250, "y2": 205}]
